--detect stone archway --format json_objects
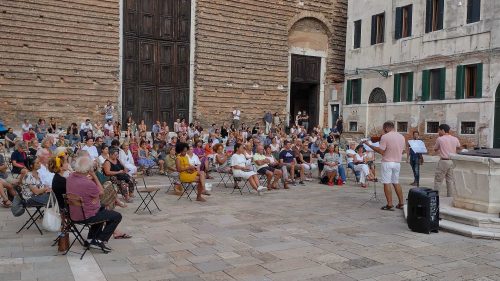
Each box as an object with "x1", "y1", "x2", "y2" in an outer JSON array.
[{"x1": 368, "y1": 87, "x2": 387, "y2": 103}]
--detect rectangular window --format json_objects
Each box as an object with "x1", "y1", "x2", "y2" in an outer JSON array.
[
  {"x1": 456, "y1": 63, "x2": 482, "y2": 99},
  {"x1": 467, "y1": 0, "x2": 481, "y2": 24},
  {"x1": 430, "y1": 69, "x2": 441, "y2": 100},
  {"x1": 349, "y1": 122, "x2": 358, "y2": 132},
  {"x1": 465, "y1": 65, "x2": 478, "y2": 98},
  {"x1": 346, "y1": 79, "x2": 362, "y2": 105},
  {"x1": 371, "y1": 13, "x2": 385, "y2": 45},
  {"x1": 461, "y1": 122, "x2": 476, "y2": 135},
  {"x1": 354, "y1": 20, "x2": 361, "y2": 49},
  {"x1": 393, "y1": 72, "x2": 413, "y2": 102},
  {"x1": 425, "y1": 0, "x2": 444, "y2": 33},
  {"x1": 395, "y1": 5, "x2": 412, "y2": 39},
  {"x1": 427, "y1": 122, "x2": 440, "y2": 134},
  {"x1": 397, "y1": 122, "x2": 408, "y2": 133}
]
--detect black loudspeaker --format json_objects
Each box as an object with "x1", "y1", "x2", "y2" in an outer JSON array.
[{"x1": 407, "y1": 187, "x2": 439, "y2": 234}]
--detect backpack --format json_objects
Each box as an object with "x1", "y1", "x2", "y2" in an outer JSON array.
[{"x1": 10, "y1": 196, "x2": 25, "y2": 217}]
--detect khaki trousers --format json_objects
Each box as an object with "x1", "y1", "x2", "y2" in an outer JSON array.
[{"x1": 434, "y1": 159, "x2": 455, "y2": 197}]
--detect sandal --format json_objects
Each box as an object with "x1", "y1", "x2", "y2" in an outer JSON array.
[
  {"x1": 381, "y1": 205, "x2": 394, "y2": 211},
  {"x1": 116, "y1": 201, "x2": 128, "y2": 208},
  {"x1": 114, "y1": 233, "x2": 132, "y2": 239},
  {"x1": 2, "y1": 200, "x2": 11, "y2": 208},
  {"x1": 395, "y1": 204, "x2": 404, "y2": 210}
]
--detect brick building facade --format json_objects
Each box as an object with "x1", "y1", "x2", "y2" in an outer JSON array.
[{"x1": 0, "y1": 0, "x2": 347, "y2": 131}]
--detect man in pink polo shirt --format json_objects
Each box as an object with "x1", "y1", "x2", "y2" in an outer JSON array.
[
  {"x1": 364, "y1": 121, "x2": 405, "y2": 211},
  {"x1": 434, "y1": 124, "x2": 460, "y2": 197}
]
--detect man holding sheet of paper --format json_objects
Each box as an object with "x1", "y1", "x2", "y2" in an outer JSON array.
[{"x1": 407, "y1": 131, "x2": 425, "y2": 186}]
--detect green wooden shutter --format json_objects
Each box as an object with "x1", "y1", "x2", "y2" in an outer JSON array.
[
  {"x1": 346, "y1": 80, "x2": 352, "y2": 105},
  {"x1": 456, "y1": 65, "x2": 465, "y2": 99},
  {"x1": 422, "y1": 70, "x2": 430, "y2": 101},
  {"x1": 437, "y1": 0, "x2": 444, "y2": 30},
  {"x1": 395, "y1": 7, "x2": 402, "y2": 39},
  {"x1": 356, "y1": 79, "x2": 362, "y2": 104},
  {"x1": 476, "y1": 63, "x2": 483, "y2": 98},
  {"x1": 425, "y1": 0, "x2": 432, "y2": 33},
  {"x1": 407, "y1": 5, "x2": 413, "y2": 36},
  {"x1": 371, "y1": 15, "x2": 376, "y2": 45},
  {"x1": 393, "y1": 73, "x2": 401, "y2": 102},
  {"x1": 439, "y1": 67, "x2": 446, "y2": 100},
  {"x1": 408, "y1": 72, "x2": 414, "y2": 101}
]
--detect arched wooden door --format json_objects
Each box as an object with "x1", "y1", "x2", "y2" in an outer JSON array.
[
  {"x1": 494, "y1": 85, "x2": 500, "y2": 148},
  {"x1": 122, "y1": 0, "x2": 191, "y2": 127}
]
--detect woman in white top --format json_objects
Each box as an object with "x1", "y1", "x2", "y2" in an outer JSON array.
[
  {"x1": 119, "y1": 142, "x2": 137, "y2": 176},
  {"x1": 186, "y1": 146, "x2": 202, "y2": 170},
  {"x1": 98, "y1": 144, "x2": 109, "y2": 166},
  {"x1": 353, "y1": 145, "x2": 374, "y2": 188},
  {"x1": 81, "y1": 137, "x2": 99, "y2": 161},
  {"x1": 230, "y1": 143, "x2": 266, "y2": 193}
]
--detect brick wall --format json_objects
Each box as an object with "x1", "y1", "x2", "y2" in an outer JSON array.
[
  {"x1": 193, "y1": 0, "x2": 347, "y2": 127},
  {"x1": 0, "y1": 0, "x2": 120, "y2": 130}
]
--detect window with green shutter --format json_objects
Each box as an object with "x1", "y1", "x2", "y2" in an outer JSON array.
[
  {"x1": 394, "y1": 72, "x2": 413, "y2": 102},
  {"x1": 460, "y1": 63, "x2": 483, "y2": 99},
  {"x1": 395, "y1": 5, "x2": 412, "y2": 39},
  {"x1": 352, "y1": 79, "x2": 362, "y2": 104},
  {"x1": 426, "y1": 0, "x2": 444, "y2": 33}
]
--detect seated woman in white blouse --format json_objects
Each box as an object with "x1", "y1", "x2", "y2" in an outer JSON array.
[
  {"x1": 353, "y1": 145, "x2": 375, "y2": 188},
  {"x1": 119, "y1": 142, "x2": 137, "y2": 177},
  {"x1": 230, "y1": 143, "x2": 266, "y2": 194}
]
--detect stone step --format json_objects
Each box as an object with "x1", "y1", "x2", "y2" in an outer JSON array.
[
  {"x1": 440, "y1": 197, "x2": 500, "y2": 230},
  {"x1": 439, "y1": 219, "x2": 500, "y2": 240}
]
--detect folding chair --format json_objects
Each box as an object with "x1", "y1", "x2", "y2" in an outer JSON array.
[
  {"x1": 232, "y1": 177, "x2": 252, "y2": 195},
  {"x1": 216, "y1": 169, "x2": 233, "y2": 188},
  {"x1": 15, "y1": 187, "x2": 44, "y2": 235},
  {"x1": 177, "y1": 181, "x2": 198, "y2": 201},
  {"x1": 258, "y1": 173, "x2": 268, "y2": 187},
  {"x1": 134, "y1": 174, "x2": 161, "y2": 214},
  {"x1": 63, "y1": 194, "x2": 109, "y2": 260},
  {"x1": 164, "y1": 172, "x2": 179, "y2": 193}
]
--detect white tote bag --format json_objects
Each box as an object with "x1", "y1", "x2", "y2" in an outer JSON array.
[{"x1": 42, "y1": 192, "x2": 62, "y2": 232}]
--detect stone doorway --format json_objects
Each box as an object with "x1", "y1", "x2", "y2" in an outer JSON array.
[{"x1": 289, "y1": 54, "x2": 321, "y2": 131}]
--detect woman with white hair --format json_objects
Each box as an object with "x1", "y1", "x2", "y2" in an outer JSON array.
[
  {"x1": 119, "y1": 142, "x2": 137, "y2": 177},
  {"x1": 66, "y1": 156, "x2": 122, "y2": 252}
]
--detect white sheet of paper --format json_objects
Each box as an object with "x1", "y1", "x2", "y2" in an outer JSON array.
[
  {"x1": 363, "y1": 141, "x2": 379, "y2": 152},
  {"x1": 408, "y1": 140, "x2": 428, "y2": 154}
]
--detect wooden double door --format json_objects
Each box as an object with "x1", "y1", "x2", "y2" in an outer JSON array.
[{"x1": 123, "y1": 0, "x2": 191, "y2": 127}]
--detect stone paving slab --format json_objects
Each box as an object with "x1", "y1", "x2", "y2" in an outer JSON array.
[{"x1": 0, "y1": 163, "x2": 500, "y2": 280}]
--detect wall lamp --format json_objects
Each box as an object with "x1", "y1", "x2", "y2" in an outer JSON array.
[{"x1": 355, "y1": 68, "x2": 393, "y2": 78}]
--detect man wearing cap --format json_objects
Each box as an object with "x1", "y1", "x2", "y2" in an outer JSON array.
[{"x1": 279, "y1": 140, "x2": 305, "y2": 185}]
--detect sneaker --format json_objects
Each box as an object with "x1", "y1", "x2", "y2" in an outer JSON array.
[
  {"x1": 89, "y1": 239, "x2": 112, "y2": 252},
  {"x1": 257, "y1": 186, "x2": 267, "y2": 192},
  {"x1": 291, "y1": 181, "x2": 297, "y2": 186},
  {"x1": 299, "y1": 181, "x2": 305, "y2": 186}
]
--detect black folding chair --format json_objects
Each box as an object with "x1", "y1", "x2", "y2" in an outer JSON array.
[
  {"x1": 14, "y1": 186, "x2": 44, "y2": 235},
  {"x1": 177, "y1": 181, "x2": 198, "y2": 201},
  {"x1": 232, "y1": 177, "x2": 251, "y2": 195},
  {"x1": 134, "y1": 174, "x2": 161, "y2": 214},
  {"x1": 63, "y1": 194, "x2": 109, "y2": 259},
  {"x1": 164, "y1": 172, "x2": 179, "y2": 193}
]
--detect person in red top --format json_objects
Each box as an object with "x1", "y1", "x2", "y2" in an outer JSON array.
[
  {"x1": 22, "y1": 128, "x2": 36, "y2": 143},
  {"x1": 434, "y1": 124, "x2": 461, "y2": 197},
  {"x1": 66, "y1": 156, "x2": 122, "y2": 252},
  {"x1": 364, "y1": 121, "x2": 406, "y2": 211}
]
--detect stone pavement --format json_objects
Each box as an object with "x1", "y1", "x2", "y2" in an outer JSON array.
[{"x1": 1, "y1": 163, "x2": 500, "y2": 281}]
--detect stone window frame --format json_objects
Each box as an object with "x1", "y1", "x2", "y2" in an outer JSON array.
[
  {"x1": 460, "y1": 121, "x2": 476, "y2": 135},
  {"x1": 426, "y1": 121, "x2": 440, "y2": 134},
  {"x1": 396, "y1": 121, "x2": 409, "y2": 133},
  {"x1": 349, "y1": 121, "x2": 358, "y2": 132}
]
